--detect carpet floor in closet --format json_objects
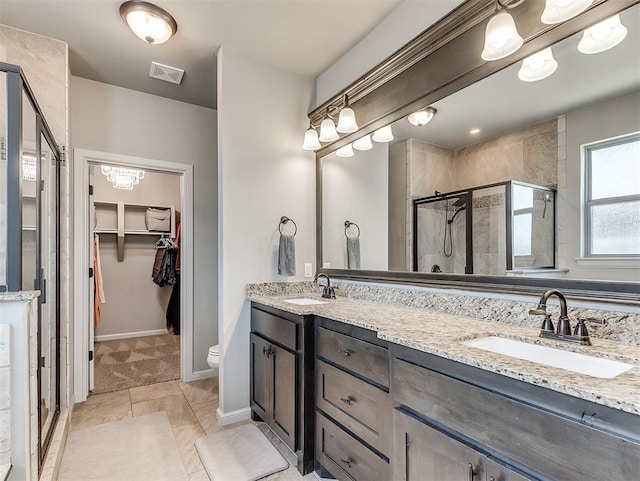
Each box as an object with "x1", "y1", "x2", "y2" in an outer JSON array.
[{"x1": 92, "y1": 333, "x2": 180, "y2": 394}]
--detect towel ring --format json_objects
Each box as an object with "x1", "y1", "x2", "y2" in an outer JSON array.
[
  {"x1": 279, "y1": 216, "x2": 297, "y2": 236},
  {"x1": 344, "y1": 220, "x2": 360, "y2": 239}
]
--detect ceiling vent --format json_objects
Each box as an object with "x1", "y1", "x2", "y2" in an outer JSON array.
[{"x1": 149, "y1": 61, "x2": 184, "y2": 84}]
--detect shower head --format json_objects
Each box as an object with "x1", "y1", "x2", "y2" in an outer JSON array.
[
  {"x1": 453, "y1": 195, "x2": 467, "y2": 208},
  {"x1": 447, "y1": 205, "x2": 466, "y2": 224}
]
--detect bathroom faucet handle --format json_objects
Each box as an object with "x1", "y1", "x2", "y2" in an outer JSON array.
[
  {"x1": 581, "y1": 317, "x2": 606, "y2": 326},
  {"x1": 529, "y1": 304, "x2": 547, "y2": 316}
]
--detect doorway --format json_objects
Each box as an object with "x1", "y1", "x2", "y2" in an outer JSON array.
[{"x1": 73, "y1": 149, "x2": 194, "y2": 403}]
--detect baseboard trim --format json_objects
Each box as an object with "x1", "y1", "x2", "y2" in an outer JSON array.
[
  {"x1": 186, "y1": 368, "x2": 218, "y2": 382},
  {"x1": 94, "y1": 329, "x2": 167, "y2": 342},
  {"x1": 216, "y1": 406, "x2": 251, "y2": 426}
]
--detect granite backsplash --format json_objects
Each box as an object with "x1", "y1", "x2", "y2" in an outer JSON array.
[{"x1": 246, "y1": 281, "x2": 640, "y2": 346}]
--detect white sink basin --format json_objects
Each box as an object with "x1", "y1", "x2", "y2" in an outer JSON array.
[
  {"x1": 462, "y1": 336, "x2": 634, "y2": 379},
  {"x1": 283, "y1": 298, "x2": 327, "y2": 306}
]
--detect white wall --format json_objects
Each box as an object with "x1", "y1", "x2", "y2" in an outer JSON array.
[
  {"x1": 217, "y1": 48, "x2": 315, "y2": 415},
  {"x1": 71, "y1": 77, "x2": 217, "y2": 372},
  {"x1": 315, "y1": 0, "x2": 463, "y2": 106},
  {"x1": 92, "y1": 169, "x2": 181, "y2": 337},
  {"x1": 322, "y1": 145, "x2": 388, "y2": 270},
  {"x1": 565, "y1": 90, "x2": 640, "y2": 281}
]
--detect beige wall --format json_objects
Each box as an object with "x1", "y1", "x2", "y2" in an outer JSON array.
[
  {"x1": 71, "y1": 76, "x2": 217, "y2": 372},
  {"x1": 92, "y1": 169, "x2": 181, "y2": 338}
]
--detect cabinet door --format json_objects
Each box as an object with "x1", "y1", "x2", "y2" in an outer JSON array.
[
  {"x1": 269, "y1": 343, "x2": 296, "y2": 450},
  {"x1": 393, "y1": 409, "x2": 486, "y2": 481},
  {"x1": 486, "y1": 459, "x2": 532, "y2": 481},
  {"x1": 250, "y1": 333, "x2": 270, "y2": 420}
]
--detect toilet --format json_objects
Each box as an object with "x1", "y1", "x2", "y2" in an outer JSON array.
[{"x1": 207, "y1": 344, "x2": 219, "y2": 370}]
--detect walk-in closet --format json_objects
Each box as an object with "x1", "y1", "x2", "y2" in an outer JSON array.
[{"x1": 89, "y1": 164, "x2": 182, "y2": 394}]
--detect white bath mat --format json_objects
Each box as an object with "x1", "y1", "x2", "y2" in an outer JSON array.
[
  {"x1": 195, "y1": 423, "x2": 289, "y2": 481},
  {"x1": 59, "y1": 411, "x2": 188, "y2": 480}
]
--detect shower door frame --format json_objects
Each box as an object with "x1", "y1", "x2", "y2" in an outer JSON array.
[
  {"x1": 1, "y1": 61, "x2": 62, "y2": 472},
  {"x1": 412, "y1": 180, "x2": 557, "y2": 275}
]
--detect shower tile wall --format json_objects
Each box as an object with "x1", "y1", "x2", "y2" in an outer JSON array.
[
  {"x1": 454, "y1": 118, "x2": 558, "y2": 190},
  {"x1": 472, "y1": 187, "x2": 507, "y2": 275}
]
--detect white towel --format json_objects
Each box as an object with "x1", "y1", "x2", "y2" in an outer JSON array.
[
  {"x1": 95, "y1": 234, "x2": 106, "y2": 303},
  {"x1": 347, "y1": 237, "x2": 360, "y2": 270}
]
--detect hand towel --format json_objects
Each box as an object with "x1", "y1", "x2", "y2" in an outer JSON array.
[
  {"x1": 347, "y1": 236, "x2": 361, "y2": 270},
  {"x1": 278, "y1": 234, "x2": 296, "y2": 276}
]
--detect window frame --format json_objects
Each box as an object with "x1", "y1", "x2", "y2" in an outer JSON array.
[{"x1": 583, "y1": 132, "x2": 640, "y2": 258}]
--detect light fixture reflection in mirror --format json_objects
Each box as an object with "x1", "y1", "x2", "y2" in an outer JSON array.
[
  {"x1": 336, "y1": 143, "x2": 355, "y2": 158},
  {"x1": 408, "y1": 107, "x2": 438, "y2": 127},
  {"x1": 119, "y1": 0, "x2": 178, "y2": 44},
  {"x1": 101, "y1": 166, "x2": 145, "y2": 191},
  {"x1": 353, "y1": 134, "x2": 373, "y2": 151},
  {"x1": 518, "y1": 47, "x2": 558, "y2": 82},
  {"x1": 541, "y1": 0, "x2": 594, "y2": 25},
  {"x1": 372, "y1": 125, "x2": 394, "y2": 142},
  {"x1": 578, "y1": 14, "x2": 628, "y2": 54}
]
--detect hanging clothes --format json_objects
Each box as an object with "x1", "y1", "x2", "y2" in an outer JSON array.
[
  {"x1": 93, "y1": 234, "x2": 106, "y2": 328},
  {"x1": 166, "y1": 275, "x2": 180, "y2": 335},
  {"x1": 152, "y1": 225, "x2": 179, "y2": 287}
]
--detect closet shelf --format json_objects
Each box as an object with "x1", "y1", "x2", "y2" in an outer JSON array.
[{"x1": 93, "y1": 200, "x2": 176, "y2": 261}]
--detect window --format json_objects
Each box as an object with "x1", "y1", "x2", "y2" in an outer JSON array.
[{"x1": 584, "y1": 133, "x2": 640, "y2": 256}]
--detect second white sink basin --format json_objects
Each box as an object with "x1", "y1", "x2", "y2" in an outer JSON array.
[
  {"x1": 462, "y1": 336, "x2": 634, "y2": 379},
  {"x1": 283, "y1": 298, "x2": 327, "y2": 306}
]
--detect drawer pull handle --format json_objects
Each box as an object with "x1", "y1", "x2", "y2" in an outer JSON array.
[
  {"x1": 340, "y1": 396, "x2": 355, "y2": 406},
  {"x1": 338, "y1": 349, "x2": 352, "y2": 357},
  {"x1": 468, "y1": 463, "x2": 477, "y2": 481},
  {"x1": 340, "y1": 457, "x2": 354, "y2": 468}
]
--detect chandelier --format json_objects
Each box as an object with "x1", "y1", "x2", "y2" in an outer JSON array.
[{"x1": 101, "y1": 166, "x2": 145, "y2": 190}]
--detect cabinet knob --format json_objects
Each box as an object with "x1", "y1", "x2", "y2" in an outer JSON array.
[
  {"x1": 468, "y1": 463, "x2": 477, "y2": 481},
  {"x1": 338, "y1": 349, "x2": 352, "y2": 357},
  {"x1": 340, "y1": 396, "x2": 355, "y2": 406},
  {"x1": 340, "y1": 457, "x2": 353, "y2": 468}
]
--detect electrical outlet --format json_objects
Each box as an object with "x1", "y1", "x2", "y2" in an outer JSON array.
[{"x1": 304, "y1": 263, "x2": 313, "y2": 277}]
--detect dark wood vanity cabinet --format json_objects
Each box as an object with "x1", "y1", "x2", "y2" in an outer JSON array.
[
  {"x1": 314, "y1": 318, "x2": 391, "y2": 481},
  {"x1": 391, "y1": 345, "x2": 640, "y2": 481},
  {"x1": 249, "y1": 304, "x2": 315, "y2": 474},
  {"x1": 393, "y1": 409, "x2": 530, "y2": 481}
]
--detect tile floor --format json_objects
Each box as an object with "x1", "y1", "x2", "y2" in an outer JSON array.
[{"x1": 63, "y1": 378, "x2": 319, "y2": 481}]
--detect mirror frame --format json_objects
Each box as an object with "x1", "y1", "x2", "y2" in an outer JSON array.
[{"x1": 313, "y1": 0, "x2": 640, "y2": 304}]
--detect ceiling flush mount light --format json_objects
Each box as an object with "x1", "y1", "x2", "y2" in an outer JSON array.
[
  {"x1": 336, "y1": 95, "x2": 359, "y2": 134},
  {"x1": 120, "y1": 1, "x2": 178, "y2": 44},
  {"x1": 336, "y1": 144, "x2": 355, "y2": 158},
  {"x1": 22, "y1": 154, "x2": 37, "y2": 181},
  {"x1": 541, "y1": 0, "x2": 593, "y2": 25},
  {"x1": 372, "y1": 125, "x2": 394, "y2": 143},
  {"x1": 302, "y1": 122, "x2": 321, "y2": 151},
  {"x1": 578, "y1": 14, "x2": 628, "y2": 54},
  {"x1": 470, "y1": 128, "x2": 481, "y2": 135},
  {"x1": 408, "y1": 107, "x2": 438, "y2": 127},
  {"x1": 518, "y1": 47, "x2": 558, "y2": 82},
  {"x1": 353, "y1": 135, "x2": 373, "y2": 151},
  {"x1": 101, "y1": 166, "x2": 145, "y2": 190}
]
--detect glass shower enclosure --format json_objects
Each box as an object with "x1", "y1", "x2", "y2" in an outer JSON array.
[
  {"x1": 413, "y1": 180, "x2": 555, "y2": 275},
  {"x1": 1, "y1": 62, "x2": 62, "y2": 472}
]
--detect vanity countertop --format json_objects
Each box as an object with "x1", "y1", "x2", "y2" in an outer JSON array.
[{"x1": 248, "y1": 292, "x2": 640, "y2": 415}]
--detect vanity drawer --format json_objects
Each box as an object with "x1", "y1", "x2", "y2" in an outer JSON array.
[
  {"x1": 316, "y1": 412, "x2": 389, "y2": 481},
  {"x1": 251, "y1": 307, "x2": 297, "y2": 351},
  {"x1": 316, "y1": 360, "x2": 391, "y2": 456},
  {"x1": 392, "y1": 357, "x2": 640, "y2": 481},
  {"x1": 317, "y1": 327, "x2": 389, "y2": 387}
]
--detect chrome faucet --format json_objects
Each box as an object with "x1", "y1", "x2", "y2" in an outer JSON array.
[
  {"x1": 529, "y1": 289, "x2": 591, "y2": 345},
  {"x1": 314, "y1": 273, "x2": 336, "y2": 299}
]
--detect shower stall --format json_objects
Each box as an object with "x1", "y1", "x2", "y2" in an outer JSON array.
[
  {"x1": 413, "y1": 181, "x2": 555, "y2": 275},
  {"x1": 1, "y1": 62, "x2": 62, "y2": 472}
]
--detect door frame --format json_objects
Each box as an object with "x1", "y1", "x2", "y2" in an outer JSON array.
[{"x1": 73, "y1": 148, "x2": 195, "y2": 402}]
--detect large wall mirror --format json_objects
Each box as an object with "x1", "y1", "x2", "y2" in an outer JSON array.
[{"x1": 317, "y1": 0, "x2": 640, "y2": 301}]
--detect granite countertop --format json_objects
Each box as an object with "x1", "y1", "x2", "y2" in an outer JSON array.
[
  {"x1": 248, "y1": 292, "x2": 640, "y2": 416},
  {"x1": 0, "y1": 291, "x2": 39, "y2": 302}
]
